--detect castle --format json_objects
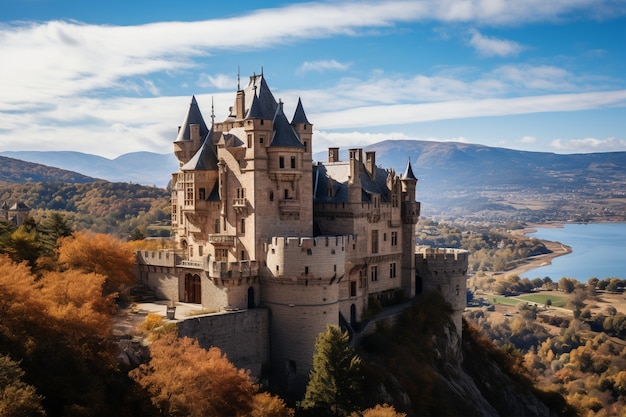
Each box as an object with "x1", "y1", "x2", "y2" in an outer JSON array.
[{"x1": 136, "y1": 73, "x2": 467, "y2": 392}]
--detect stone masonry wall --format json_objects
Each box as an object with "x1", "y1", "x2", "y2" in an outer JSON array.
[{"x1": 177, "y1": 308, "x2": 269, "y2": 379}]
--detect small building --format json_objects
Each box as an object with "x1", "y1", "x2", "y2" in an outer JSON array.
[{"x1": 0, "y1": 201, "x2": 31, "y2": 226}]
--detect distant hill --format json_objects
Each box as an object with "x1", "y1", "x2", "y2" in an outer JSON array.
[
  {"x1": 3, "y1": 140, "x2": 625, "y2": 223},
  {"x1": 0, "y1": 155, "x2": 98, "y2": 184},
  {"x1": 0, "y1": 151, "x2": 178, "y2": 188}
]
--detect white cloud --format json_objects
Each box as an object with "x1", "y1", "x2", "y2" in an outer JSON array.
[
  {"x1": 297, "y1": 60, "x2": 351, "y2": 74},
  {"x1": 1, "y1": 1, "x2": 625, "y2": 157},
  {"x1": 550, "y1": 137, "x2": 626, "y2": 153},
  {"x1": 199, "y1": 73, "x2": 237, "y2": 90},
  {"x1": 519, "y1": 135, "x2": 537, "y2": 144},
  {"x1": 469, "y1": 29, "x2": 524, "y2": 57},
  {"x1": 311, "y1": 90, "x2": 626, "y2": 129}
]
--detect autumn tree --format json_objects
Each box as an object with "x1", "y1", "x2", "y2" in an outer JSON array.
[
  {"x1": 57, "y1": 231, "x2": 135, "y2": 296},
  {"x1": 3, "y1": 226, "x2": 40, "y2": 268},
  {"x1": 251, "y1": 392, "x2": 295, "y2": 417},
  {"x1": 302, "y1": 325, "x2": 363, "y2": 416},
  {"x1": 0, "y1": 354, "x2": 45, "y2": 417},
  {"x1": 0, "y1": 254, "x2": 123, "y2": 416},
  {"x1": 356, "y1": 404, "x2": 407, "y2": 417},
  {"x1": 130, "y1": 335, "x2": 258, "y2": 417}
]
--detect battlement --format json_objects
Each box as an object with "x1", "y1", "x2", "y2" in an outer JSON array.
[
  {"x1": 265, "y1": 235, "x2": 346, "y2": 282},
  {"x1": 415, "y1": 246, "x2": 469, "y2": 274},
  {"x1": 136, "y1": 250, "x2": 181, "y2": 267}
]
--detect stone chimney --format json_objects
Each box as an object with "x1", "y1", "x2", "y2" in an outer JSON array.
[
  {"x1": 235, "y1": 90, "x2": 245, "y2": 119},
  {"x1": 348, "y1": 148, "x2": 362, "y2": 184},
  {"x1": 328, "y1": 147, "x2": 339, "y2": 163},
  {"x1": 365, "y1": 151, "x2": 376, "y2": 180}
]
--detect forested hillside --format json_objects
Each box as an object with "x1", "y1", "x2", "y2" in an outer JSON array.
[
  {"x1": 0, "y1": 155, "x2": 97, "y2": 183},
  {"x1": 0, "y1": 180, "x2": 169, "y2": 237}
]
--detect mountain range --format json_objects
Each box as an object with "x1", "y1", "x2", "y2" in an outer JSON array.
[{"x1": 2, "y1": 140, "x2": 625, "y2": 222}]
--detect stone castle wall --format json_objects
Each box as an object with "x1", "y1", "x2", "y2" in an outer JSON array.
[{"x1": 177, "y1": 308, "x2": 269, "y2": 379}]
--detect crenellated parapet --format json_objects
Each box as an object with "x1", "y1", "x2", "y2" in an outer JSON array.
[
  {"x1": 415, "y1": 247, "x2": 468, "y2": 275},
  {"x1": 264, "y1": 235, "x2": 346, "y2": 283}
]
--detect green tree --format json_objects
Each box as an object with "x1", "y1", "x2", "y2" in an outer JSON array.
[
  {"x1": 37, "y1": 212, "x2": 72, "y2": 255},
  {"x1": 302, "y1": 325, "x2": 363, "y2": 416}
]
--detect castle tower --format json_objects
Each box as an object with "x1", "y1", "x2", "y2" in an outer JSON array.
[
  {"x1": 415, "y1": 247, "x2": 468, "y2": 337},
  {"x1": 400, "y1": 159, "x2": 420, "y2": 298}
]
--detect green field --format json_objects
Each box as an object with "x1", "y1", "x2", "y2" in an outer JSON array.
[
  {"x1": 489, "y1": 293, "x2": 569, "y2": 308},
  {"x1": 517, "y1": 293, "x2": 568, "y2": 308}
]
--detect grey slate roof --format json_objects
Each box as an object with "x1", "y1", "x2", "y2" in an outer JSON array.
[
  {"x1": 175, "y1": 96, "x2": 210, "y2": 142},
  {"x1": 270, "y1": 103, "x2": 304, "y2": 148},
  {"x1": 402, "y1": 159, "x2": 417, "y2": 180},
  {"x1": 291, "y1": 98, "x2": 310, "y2": 125},
  {"x1": 234, "y1": 74, "x2": 277, "y2": 120},
  {"x1": 313, "y1": 162, "x2": 392, "y2": 203},
  {"x1": 181, "y1": 132, "x2": 219, "y2": 171}
]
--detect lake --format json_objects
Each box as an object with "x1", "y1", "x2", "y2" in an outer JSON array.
[{"x1": 521, "y1": 223, "x2": 626, "y2": 282}]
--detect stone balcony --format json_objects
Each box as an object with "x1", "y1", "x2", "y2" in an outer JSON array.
[
  {"x1": 209, "y1": 260, "x2": 259, "y2": 280},
  {"x1": 208, "y1": 234, "x2": 237, "y2": 247},
  {"x1": 232, "y1": 198, "x2": 248, "y2": 215},
  {"x1": 279, "y1": 199, "x2": 300, "y2": 214}
]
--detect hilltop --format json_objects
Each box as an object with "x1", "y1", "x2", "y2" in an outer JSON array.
[{"x1": 3, "y1": 140, "x2": 626, "y2": 223}]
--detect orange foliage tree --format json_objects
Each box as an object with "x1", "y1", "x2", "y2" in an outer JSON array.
[
  {"x1": 57, "y1": 231, "x2": 136, "y2": 296},
  {"x1": 131, "y1": 335, "x2": 256, "y2": 416},
  {"x1": 130, "y1": 334, "x2": 293, "y2": 417},
  {"x1": 0, "y1": 254, "x2": 119, "y2": 415}
]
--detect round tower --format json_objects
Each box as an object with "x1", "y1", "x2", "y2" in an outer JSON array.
[{"x1": 415, "y1": 247, "x2": 468, "y2": 337}]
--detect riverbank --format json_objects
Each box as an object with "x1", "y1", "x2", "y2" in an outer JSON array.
[{"x1": 503, "y1": 223, "x2": 572, "y2": 278}]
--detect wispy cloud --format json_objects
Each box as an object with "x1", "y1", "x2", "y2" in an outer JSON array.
[
  {"x1": 468, "y1": 29, "x2": 524, "y2": 57},
  {"x1": 551, "y1": 137, "x2": 626, "y2": 153},
  {"x1": 311, "y1": 90, "x2": 626, "y2": 129},
  {"x1": 298, "y1": 60, "x2": 351, "y2": 74}
]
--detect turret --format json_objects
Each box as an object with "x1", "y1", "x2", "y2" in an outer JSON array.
[{"x1": 174, "y1": 96, "x2": 211, "y2": 166}]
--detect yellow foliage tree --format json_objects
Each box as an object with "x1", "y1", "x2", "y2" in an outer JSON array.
[
  {"x1": 356, "y1": 404, "x2": 407, "y2": 417},
  {"x1": 57, "y1": 231, "x2": 135, "y2": 295}
]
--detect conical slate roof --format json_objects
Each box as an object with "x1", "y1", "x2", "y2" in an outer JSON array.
[
  {"x1": 270, "y1": 103, "x2": 304, "y2": 148},
  {"x1": 402, "y1": 159, "x2": 417, "y2": 181},
  {"x1": 174, "y1": 96, "x2": 210, "y2": 142},
  {"x1": 291, "y1": 97, "x2": 310, "y2": 125},
  {"x1": 241, "y1": 74, "x2": 277, "y2": 120},
  {"x1": 181, "y1": 131, "x2": 219, "y2": 171}
]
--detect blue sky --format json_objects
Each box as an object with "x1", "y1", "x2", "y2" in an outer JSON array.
[{"x1": 1, "y1": 0, "x2": 625, "y2": 158}]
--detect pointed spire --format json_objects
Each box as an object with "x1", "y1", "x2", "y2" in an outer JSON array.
[
  {"x1": 237, "y1": 66, "x2": 241, "y2": 90},
  {"x1": 270, "y1": 100, "x2": 304, "y2": 148},
  {"x1": 175, "y1": 96, "x2": 210, "y2": 142},
  {"x1": 211, "y1": 96, "x2": 215, "y2": 126},
  {"x1": 402, "y1": 158, "x2": 417, "y2": 180},
  {"x1": 291, "y1": 97, "x2": 310, "y2": 125}
]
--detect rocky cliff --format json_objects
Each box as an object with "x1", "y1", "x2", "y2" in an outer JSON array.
[{"x1": 357, "y1": 293, "x2": 577, "y2": 416}]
